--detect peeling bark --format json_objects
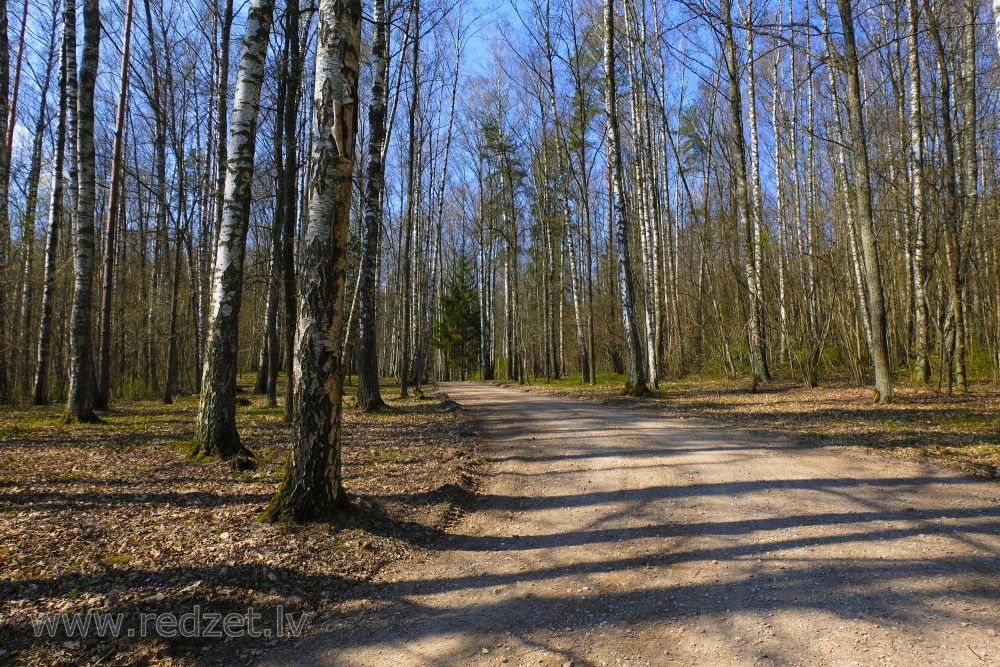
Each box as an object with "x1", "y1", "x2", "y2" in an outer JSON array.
[{"x1": 261, "y1": 0, "x2": 361, "y2": 523}]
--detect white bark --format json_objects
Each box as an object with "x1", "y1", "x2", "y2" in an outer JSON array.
[{"x1": 194, "y1": 0, "x2": 275, "y2": 458}]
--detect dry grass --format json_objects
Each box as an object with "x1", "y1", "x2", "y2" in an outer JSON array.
[{"x1": 0, "y1": 379, "x2": 481, "y2": 666}]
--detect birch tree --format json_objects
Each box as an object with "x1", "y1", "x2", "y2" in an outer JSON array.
[
  {"x1": 33, "y1": 0, "x2": 74, "y2": 406},
  {"x1": 261, "y1": 0, "x2": 361, "y2": 523},
  {"x1": 63, "y1": 0, "x2": 101, "y2": 423},
  {"x1": 605, "y1": 0, "x2": 647, "y2": 395},
  {"x1": 192, "y1": 0, "x2": 275, "y2": 463},
  {"x1": 720, "y1": 0, "x2": 769, "y2": 384}
]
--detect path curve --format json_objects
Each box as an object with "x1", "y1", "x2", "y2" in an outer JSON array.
[{"x1": 264, "y1": 382, "x2": 1000, "y2": 666}]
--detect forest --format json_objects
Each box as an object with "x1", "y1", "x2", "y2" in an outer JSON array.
[
  {"x1": 2, "y1": 0, "x2": 1000, "y2": 662},
  {"x1": 4, "y1": 0, "x2": 1000, "y2": 498},
  {"x1": 3, "y1": 0, "x2": 1000, "y2": 481}
]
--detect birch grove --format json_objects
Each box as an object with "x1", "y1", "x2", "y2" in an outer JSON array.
[{"x1": 2, "y1": 0, "x2": 1000, "y2": 503}]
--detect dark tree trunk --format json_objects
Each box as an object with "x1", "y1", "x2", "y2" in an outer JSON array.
[
  {"x1": 282, "y1": 0, "x2": 301, "y2": 422},
  {"x1": 356, "y1": 0, "x2": 389, "y2": 412},
  {"x1": 33, "y1": 0, "x2": 72, "y2": 406},
  {"x1": 97, "y1": 0, "x2": 134, "y2": 409},
  {"x1": 257, "y1": 45, "x2": 286, "y2": 406},
  {"x1": 721, "y1": 0, "x2": 769, "y2": 384},
  {"x1": 0, "y1": 0, "x2": 10, "y2": 403},
  {"x1": 837, "y1": 0, "x2": 894, "y2": 403}
]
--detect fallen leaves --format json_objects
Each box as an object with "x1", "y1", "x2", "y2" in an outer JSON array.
[{"x1": 0, "y1": 383, "x2": 481, "y2": 666}]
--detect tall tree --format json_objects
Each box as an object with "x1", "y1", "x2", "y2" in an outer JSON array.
[
  {"x1": 282, "y1": 0, "x2": 302, "y2": 422},
  {"x1": 192, "y1": 0, "x2": 275, "y2": 463},
  {"x1": 0, "y1": 0, "x2": 11, "y2": 403},
  {"x1": 97, "y1": 0, "x2": 135, "y2": 408},
  {"x1": 906, "y1": 0, "x2": 931, "y2": 382},
  {"x1": 400, "y1": 0, "x2": 420, "y2": 398},
  {"x1": 143, "y1": 0, "x2": 166, "y2": 393},
  {"x1": 64, "y1": 0, "x2": 102, "y2": 423},
  {"x1": 604, "y1": 0, "x2": 647, "y2": 395},
  {"x1": 836, "y1": 0, "x2": 894, "y2": 402},
  {"x1": 720, "y1": 0, "x2": 769, "y2": 384},
  {"x1": 33, "y1": 0, "x2": 73, "y2": 406},
  {"x1": 356, "y1": 0, "x2": 389, "y2": 411},
  {"x1": 261, "y1": 0, "x2": 361, "y2": 522}
]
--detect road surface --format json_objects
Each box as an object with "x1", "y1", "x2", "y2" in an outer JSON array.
[{"x1": 265, "y1": 382, "x2": 1000, "y2": 666}]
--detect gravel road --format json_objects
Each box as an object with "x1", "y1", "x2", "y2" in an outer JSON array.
[{"x1": 264, "y1": 382, "x2": 1000, "y2": 666}]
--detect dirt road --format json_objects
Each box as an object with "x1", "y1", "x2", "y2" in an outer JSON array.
[{"x1": 265, "y1": 382, "x2": 1000, "y2": 666}]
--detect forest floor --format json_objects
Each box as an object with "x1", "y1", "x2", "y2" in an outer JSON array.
[
  {"x1": 266, "y1": 381, "x2": 1000, "y2": 667},
  {"x1": 4, "y1": 376, "x2": 1000, "y2": 666},
  {"x1": 493, "y1": 373, "x2": 1000, "y2": 481},
  {"x1": 0, "y1": 379, "x2": 482, "y2": 666}
]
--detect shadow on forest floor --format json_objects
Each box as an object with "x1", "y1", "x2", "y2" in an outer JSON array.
[
  {"x1": 0, "y1": 379, "x2": 482, "y2": 667},
  {"x1": 496, "y1": 375, "x2": 1000, "y2": 479}
]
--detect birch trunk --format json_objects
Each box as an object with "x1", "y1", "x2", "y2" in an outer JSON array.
[
  {"x1": 744, "y1": 0, "x2": 769, "y2": 382},
  {"x1": 771, "y1": 6, "x2": 789, "y2": 364},
  {"x1": 261, "y1": 0, "x2": 361, "y2": 522},
  {"x1": 214, "y1": 0, "x2": 235, "y2": 255},
  {"x1": 33, "y1": 0, "x2": 71, "y2": 406},
  {"x1": 566, "y1": 230, "x2": 590, "y2": 380},
  {"x1": 956, "y1": 0, "x2": 976, "y2": 393},
  {"x1": 605, "y1": 0, "x2": 647, "y2": 394},
  {"x1": 64, "y1": 0, "x2": 101, "y2": 422},
  {"x1": 906, "y1": 0, "x2": 930, "y2": 382},
  {"x1": 400, "y1": 0, "x2": 420, "y2": 397},
  {"x1": 193, "y1": 0, "x2": 275, "y2": 462},
  {"x1": 721, "y1": 0, "x2": 768, "y2": 383}
]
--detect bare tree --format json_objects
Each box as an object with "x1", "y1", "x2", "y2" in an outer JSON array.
[
  {"x1": 261, "y1": 0, "x2": 361, "y2": 522},
  {"x1": 192, "y1": 0, "x2": 275, "y2": 464},
  {"x1": 33, "y1": 0, "x2": 73, "y2": 406},
  {"x1": 97, "y1": 0, "x2": 135, "y2": 408},
  {"x1": 64, "y1": 0, "x2": 102, "y2": 423},
  {"x1": 605, "y1": 0, "x2": 647, "y2": 395},
  {"x1": 836, "y1": 0, "x2": 894, "y2": 402},
  {"x1": 356, "y1": 0, "x2": 390, "y2": 411},
  {"x1": 0, "y1": 0, "x2": 10, "y2": 403}
]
